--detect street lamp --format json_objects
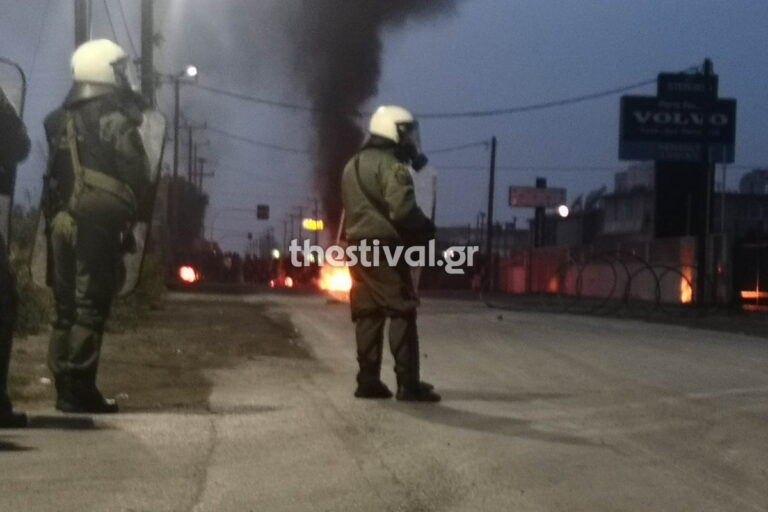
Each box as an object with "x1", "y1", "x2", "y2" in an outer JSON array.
[
  {"x1": 166, "y1": 65, "x2": 198, "y2": 238},
  {"x1": 171, "y1": 65, "x2": 199, "y2": 183}
]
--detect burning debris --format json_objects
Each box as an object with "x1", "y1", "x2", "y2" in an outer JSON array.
[{"x1": 318, "y1": 265, "x2": 353, "y2": 303}]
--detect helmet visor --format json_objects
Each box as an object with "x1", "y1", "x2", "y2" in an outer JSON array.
[
  {"x1": 396, "y1": 121, "x2": 422, "y2": 151},
  {"x1": 112, "y1": 57, "x2": 140, "y2": 92}
]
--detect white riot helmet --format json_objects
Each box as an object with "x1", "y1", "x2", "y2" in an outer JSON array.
[
  {"x1": 369, "y1": 105, "x2": 416, "y2": 143},
  {"x1": 71, "y1": 39, "x2": 135, "y2": 90},
  {"x1": 369, "y1": 105, "x2": 428, "y2": 170}
]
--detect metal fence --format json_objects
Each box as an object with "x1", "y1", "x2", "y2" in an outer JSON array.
[{"x1": 494, "y1": 236, "x2": 732, "y2": 314}]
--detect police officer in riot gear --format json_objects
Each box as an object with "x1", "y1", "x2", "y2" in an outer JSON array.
[
  {"x1": 44, "y1": 39, "x2": 150, "y2": 413},
  {"x1": 341, "y1": 105, "x2": 440, "y2": 402},
  {"x1": 0, "y1": 86, "x2": 30, "y2": 428}
]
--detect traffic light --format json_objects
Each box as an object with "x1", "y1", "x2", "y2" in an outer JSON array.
[{"x1": 257, "y1": 204, "x2": 269, "y2": 220}]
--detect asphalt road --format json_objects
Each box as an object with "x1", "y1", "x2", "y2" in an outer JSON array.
[{"x1": 2, "y1": 293, "x2": 768, "y2": 511}]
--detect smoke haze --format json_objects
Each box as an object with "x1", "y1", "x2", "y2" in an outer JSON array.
[{"x1": 279, "y1": 0, "x2": 458, "y2": 226}]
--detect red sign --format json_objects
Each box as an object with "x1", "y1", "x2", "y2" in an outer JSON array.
[{"x1": 509, "y1": 187, "x2": 566, "y2": 208}]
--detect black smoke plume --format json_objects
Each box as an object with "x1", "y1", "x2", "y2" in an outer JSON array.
[{"x1": 284, "y1": 0, "x2": 458, "y2": 230}]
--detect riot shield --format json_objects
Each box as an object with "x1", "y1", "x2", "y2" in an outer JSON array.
[
  {"x1": 409, "y1": 164, "x2": 438, "y2": 291},
  {"x1": 118, "y1": 109, "x2": 167, "y2": 296},
  {"x1": 411, "y1": 164, "x2": 437, "y2": 222},
  {"x1": 0, "y1": 58, "x2": 26, "y2": 246},
  {"x1": 31, "y1": 109, "x2": 168, "y2": 296}
]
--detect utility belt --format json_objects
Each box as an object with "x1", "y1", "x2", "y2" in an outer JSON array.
[
  {"x1": 65, "y1": 113, "x2": 136, "y2": 215},
  {"x1": 68, "y1": 165, "x2": 136, "y2": 213}
]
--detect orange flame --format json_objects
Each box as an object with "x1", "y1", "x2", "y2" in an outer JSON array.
[
  {"x1": 178, "y1": 265, "x2": 200, "y2": 284},
  {"x1": 741, "y1": 290, "x2": 768, "y2": 300},
  {"x1": 319, "y1": 265, "x2": 352, "y2": 293},
  {"x1": 680, "y1": 267, "x2": 693, "y2": 304}
]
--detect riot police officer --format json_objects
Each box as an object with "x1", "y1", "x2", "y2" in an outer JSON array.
[
  {"x1": 44, "y1": 39, "x2": 150, "y2": 413},
  {"x1": 341, "y1": 105, "x2": 440, "y2": 402},
  {"x1": 0, "y1": 85, "x2": 30, "y2": 428}
]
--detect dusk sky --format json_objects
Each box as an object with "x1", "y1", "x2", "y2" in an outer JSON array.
[{"x1": 2, "y1": 0, "x2": 767, "y2": 250}]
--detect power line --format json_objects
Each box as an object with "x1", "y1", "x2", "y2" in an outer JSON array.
[
  {"x1": 192, "y1": 75, "x2": 661, "y2": 120},
  {"x1": 207, "y1": 126, "x2": 313, "y2": 155},
  {"x1": 211, "y1": 124, "x2": 492, "y2": 160},
  {"x1": 116, "y1": 0, "x2": 139, "y2": 58},
  {"x1": 436, "y1": 164, "x2": 768, "y2": 173},
  {"x1": 102, "y1": 0, "x2": 118, "y2": 42},
  {"x1": 28, "y1": 0, "x2": 52, "y2": 80},
  {"x1": 417, "y1": 78, "x2": 657, "y2": 119},
  {"x1": 437, "y1": 165, "x2": 624, "y2": 173},
  {"x1": 192, "y1": 83, "x2": 324, "y2": 114},
  {"x1": 427, "y1": 141, "x2": 489, "y2": 154},
  {"x1": 213, "y1": 164, "x2": 314, "y2": 187}
]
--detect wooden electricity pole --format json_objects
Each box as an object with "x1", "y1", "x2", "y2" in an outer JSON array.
[
  {"x1": 74, "y1": 0, "x2": 89, "y2": 47},
  {"x1": 141, "y1": 0, "x2": 155, "y2": 106}
]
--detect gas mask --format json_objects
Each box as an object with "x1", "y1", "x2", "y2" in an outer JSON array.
[
  {"x1": 395, "y1": 121, "x2": 429, "y2": 172},
  {"x1": 111, "y1": 57, "x2": 140, "y2": 94}
]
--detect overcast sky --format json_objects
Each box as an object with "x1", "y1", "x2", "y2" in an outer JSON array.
[{"x1": 2, "y1": 0, "x2": 768, "y2": 251}]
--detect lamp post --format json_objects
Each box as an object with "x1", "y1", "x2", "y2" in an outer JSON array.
[
  {"x1": 168, "y1": 65, "x2": 198, "y2": 238},
  {"x1": 172, "y1": 65, "x2": 198, "y2": 184}
]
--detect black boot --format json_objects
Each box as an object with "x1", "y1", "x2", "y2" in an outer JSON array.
[
  {"x1": 57, "y1": 375, "x2": 118, "y2": 414},
  {"x1": 0, "y1": 394, "x2": 27, "y2": 428},
  {"x1": 354, "y1": 379, "x2": 393, "y2": 399},
  {"x1": 396, "y1": 381, "x2": 441, "y2": 403},
  {"x1": 54, "y1": 374, "x2": 75, "y2": 412}
]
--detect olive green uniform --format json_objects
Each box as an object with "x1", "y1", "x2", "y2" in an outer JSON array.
[
  {"x1": 0, "y1": 233, "x2": 20, "y2": 418},
  {"x1": 341, "y1": 139, "x2": 435, "y2": 390},
  {"x1": 44, "y1": 84, "x2": 149, "y2": 406},
  {"x1": 0, "y1": 88, "x2": 30, "y2": 420}
]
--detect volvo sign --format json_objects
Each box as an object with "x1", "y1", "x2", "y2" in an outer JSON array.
[{"x1": 619, "y1": 71, "x2": 736, "y2": 163}]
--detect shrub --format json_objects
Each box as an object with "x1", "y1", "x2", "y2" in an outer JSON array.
[{"x1": 9, "y1": 206, "x2": 53, "y2": 337}]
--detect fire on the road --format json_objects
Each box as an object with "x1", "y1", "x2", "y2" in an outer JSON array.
[
  {"x1": 178, "y1": 265, "x2": 201, "y2": 284},
  {"x1": 319, "y1": 265, "x2": 352, "y2": 302}
]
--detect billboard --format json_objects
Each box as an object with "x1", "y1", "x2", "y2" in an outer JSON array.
[
  {"x1": 619, "y1": 95, "x2": 736, "y2": 163},
  {"x1": 657, "y1": 72, "x2": 718, "y2": 100},
  {"x1": 509, "y1": 186, "x2": 566, "y2": 208}
]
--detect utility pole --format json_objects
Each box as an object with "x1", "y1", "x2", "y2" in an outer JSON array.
[
  {"x1": 74, "y1": 0, "x2": 89, "y2": 47},
  {"x1": 484, "y1": 136, "x2": 498, "y2": 292},
  {"x1": 197, "y1": 157, "x2": 214, "y2": 190},
  {"x1": 313, "y1": 197, "x2": 320, "y2": 245},
  {"x1": 533, "y1": 177, "x2": 547, "y2": 247},
  {"x1": 183, "y1": 122, "x2": 207, "y2": 185},
  {"x1": 140, "y1": 0, "x2": 155, "y2": 106},
  {"x1": 297, "y1": 206, "x2": 304, "y2": 243},
  {"x1": 192, "y1": 144, "x2": 198, "y2": 184},
  {"x1": 187, "y1": 126, "x2": 194, "y2": 182},
  {"x1": 172, "y1": 79, "x2": 180, "y2": 185},
  {"x1": 168, "y1": 78, "x2": 181, "y2": 239},
  {"x1": 478, "y1": 212, "x2": 486, "y2": 251},
  {"x1": 697, "y1": 58, "x2": 715, "y2": 306}
]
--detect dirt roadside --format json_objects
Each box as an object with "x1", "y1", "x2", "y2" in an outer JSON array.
[{"x1": 8, "y1": 298, "x2": 311, "y2": 412}]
